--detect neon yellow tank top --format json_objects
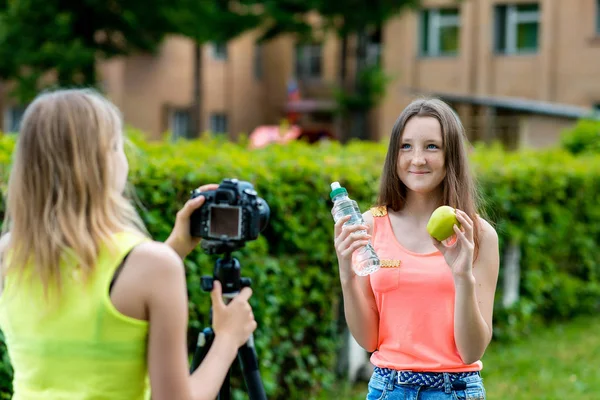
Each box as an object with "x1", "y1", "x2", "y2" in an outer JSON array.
[{"x1": 0, "y1": 231, "x2": 151, "y2": 400}]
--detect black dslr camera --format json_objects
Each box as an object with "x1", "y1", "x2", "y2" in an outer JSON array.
[{"x1": 189, "y1": 179, "x2": 270, "y2": 252}]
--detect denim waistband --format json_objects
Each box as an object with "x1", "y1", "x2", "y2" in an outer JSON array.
[{"x1": 374, "y1": 367, "x2": 480, "y2": 390}]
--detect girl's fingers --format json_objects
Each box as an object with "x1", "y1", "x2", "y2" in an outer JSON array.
[{"x1": 341, "y1": 240, "x2": 370, "y2": 258}]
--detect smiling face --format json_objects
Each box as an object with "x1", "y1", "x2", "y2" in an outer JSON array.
[{"x1": 396, "y1": 116, "x2": 446, "y2": 195}]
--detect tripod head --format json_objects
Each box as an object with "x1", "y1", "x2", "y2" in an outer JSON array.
[{"x1": 200, "y1": 240, "x2": 252, "y2": 299}]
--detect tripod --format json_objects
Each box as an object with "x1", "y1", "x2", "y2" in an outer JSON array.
[{"x1": 189, "y1": 245, "x2": 267, "y2": 400}]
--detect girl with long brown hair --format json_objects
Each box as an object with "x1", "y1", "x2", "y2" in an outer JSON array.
[{"x1": 334, "y1": 98, "x2": 499, "y2": 399}]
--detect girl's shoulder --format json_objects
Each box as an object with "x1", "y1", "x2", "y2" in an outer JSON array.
[{"x1": 476, "y1": 215, "x2": 498, "y2": 240}]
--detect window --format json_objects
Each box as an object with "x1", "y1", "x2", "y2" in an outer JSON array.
[
  {"x1": 212, "y1": 42, "x2": 227, "y2": 60},
  {"x1": 420, "y1": 8, "x2": 461, "y2": 57},
  {"x1": 210, "y1": 113, "x2": 228, "y2": 134},
  {"x1": 295, "y1": 44, "x2": 322, "y2": 79},
  {"x1": 170, "y1": 109, "x2": 191, "y2": 140},
  {"x1": 254, "y1": 44, "x2": 263, "y2": 80},
  {"x1": 366, "y1": 28, "x2": 382, "y2": 66},
  {"x1": 3, "y1": 106, "x2": 26, "y2": 133},
  {"x1": 495, "y1": 4, "x2": 540, "y2": 55}
]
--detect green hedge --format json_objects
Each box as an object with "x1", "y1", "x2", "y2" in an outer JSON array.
[
  {"x1": 0, "y1": 129, "x2": 598, "y2": 399},
  {"x1": 560, "y1": 118, "x2": 600, "y2": 155}
]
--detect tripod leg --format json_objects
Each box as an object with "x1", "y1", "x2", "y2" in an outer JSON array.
[
  {"x1": 190, "y1": 327, "x2": 215, "y2": 373},
  {"x1": 190, "y1": 328, "x2": 233, "y2": 400},
  {"x1": 218, "y1": 370, "x2": 232, "y2": 400},
  {"x1": 237, "y1": 335, "x2": 267, "y2": 400}
]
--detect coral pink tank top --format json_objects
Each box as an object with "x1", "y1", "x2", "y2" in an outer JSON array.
[{"x1": 367, "y1": 206, "x2": 482, "y2": 372}]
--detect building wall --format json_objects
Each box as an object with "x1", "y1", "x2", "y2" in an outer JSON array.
[
  {"x1": 97, "y1": 26, "x2": 342, "y2": 139},
  {"x1": 379, "y1": 0, "x2": 600, "y2": 143},
  {"x1": 552, "y1": 0, "x2": 600, "y2": 106},
  {"x1": 2, "y1": 0, "x2": 599, "y2": 145},
  {"x1": 261, "y1": 36, "x2": 293, "y2": 124},
  {"x1": 99, "y1": 36, "x2": 195, "y2": 140},
  {"x1": 519, "y1": 114, "x2": 575, "y2": 148},
  {"x1": 98, "y1": 33, "x2": 270, "y2": 139}
]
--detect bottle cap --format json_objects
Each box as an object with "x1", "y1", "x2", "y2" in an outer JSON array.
[{"x1": 329, "y1": 181, "x2": 348, "y2": 199}]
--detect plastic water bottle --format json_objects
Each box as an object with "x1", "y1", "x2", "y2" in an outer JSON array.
[{"x1": 330, "y1": 182, "x2": 380, "y2": 276}]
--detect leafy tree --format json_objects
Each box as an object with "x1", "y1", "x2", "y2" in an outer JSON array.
[{"x1": 0, "y1": 0, "x2": 183, "y2": 103}]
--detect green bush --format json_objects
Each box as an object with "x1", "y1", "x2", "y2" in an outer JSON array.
[
  {"x1": 0, "y1": 129, "x2": 598, "y2": 399},
  {"x1": 560, "y1": 118, "x2": 600, "y2": 155}
]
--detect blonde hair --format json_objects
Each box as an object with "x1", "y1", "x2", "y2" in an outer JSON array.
[{"x1": 2, "y1": 88, "x2": 148, "y2": 297}]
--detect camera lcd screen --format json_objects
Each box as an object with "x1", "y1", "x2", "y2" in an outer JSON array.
[{"x1": 209, "y1": 205, "x2": 241, "y2": 239}]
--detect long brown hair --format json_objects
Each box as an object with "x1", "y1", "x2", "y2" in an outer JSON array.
[
  {"x1": 377, "y1": 98, "x2": 484, "y2": 259},
  {"x1": 2, "y1": 89, "x2": 148, "y2": 297}
]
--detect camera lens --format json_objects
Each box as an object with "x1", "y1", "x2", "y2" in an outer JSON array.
[{"x1": 257, "y1": 198, "x2": 270, "y2": 232}]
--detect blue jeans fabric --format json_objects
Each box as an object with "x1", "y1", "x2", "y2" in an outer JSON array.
[{"x1": 366, "y1": 367, "x2": 486, "y2": 400}]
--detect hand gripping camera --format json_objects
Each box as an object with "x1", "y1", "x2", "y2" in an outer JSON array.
[{"x1": 189, "y1": 178, "x2": 270, "y2": 253}]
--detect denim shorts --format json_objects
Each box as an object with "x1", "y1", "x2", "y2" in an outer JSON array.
[{"x1": 366, "y1": 367, "x2": 486, "y2": 400}]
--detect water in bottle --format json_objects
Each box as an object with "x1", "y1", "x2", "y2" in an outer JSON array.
[{"x1": 330, "y1": 182, "x2": 380, "y2": 276}]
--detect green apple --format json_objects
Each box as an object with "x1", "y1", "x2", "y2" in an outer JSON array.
[{"x1": 427, "y1": 206, "x2": 461, "y2": 242}]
